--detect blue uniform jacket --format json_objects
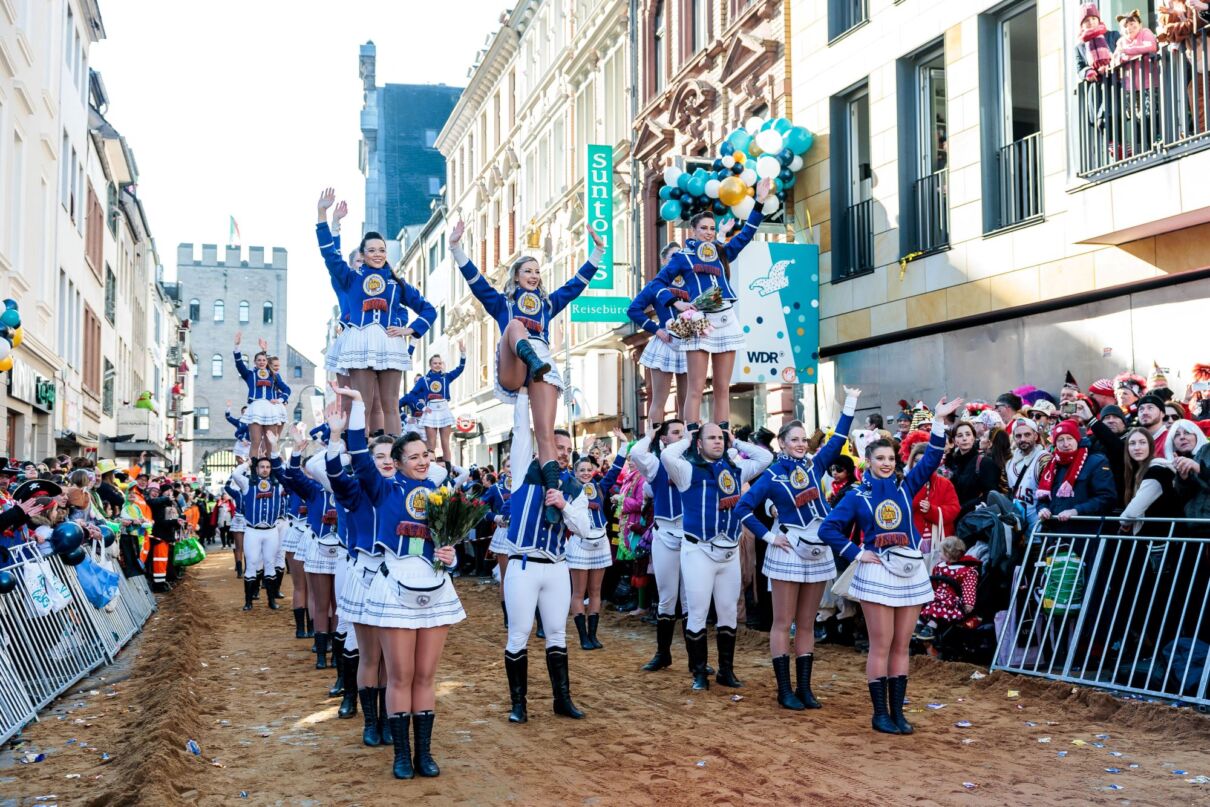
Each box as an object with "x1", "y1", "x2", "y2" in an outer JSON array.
[
  {"x1": 582, "y1": 454, "x2": 627, "y2": 532},
  {"x1": 225, "y1": 411, "x2": 250, "y2": 441},
  {"x1": 628, "y1": 435, "x2": 683, "y2": 521},
  {"x1": 455, "y1": 254, "x2": 597, "y2": 344},
  {"x1": 662, "y1": 438, "x2": 773, "y2": 542},
  {"x1": 654, "y1": 210, "x2": 763, "y2": 307},
  {"x1": 408, "y1": 357, "x2": 466, "y2": 403},
  {"x1": 224, "y1": 463, "x2": 285, "y2": 527},
  {"x1": 326, "y1": 452, "x2": 378, "y2": 558},
  {"x1": 626, "y1": 277, "x2": 681, "y2": 335}
]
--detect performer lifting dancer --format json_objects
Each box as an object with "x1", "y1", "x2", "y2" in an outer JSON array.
[
  {"x1": 406, "y1": 342, "x2": 466, "y2": 461},
  {"x1": 224, "y1": 451, "x2": 286, "y2": 610},
  {"x1": 819, "y1": 396, "x2": 963, "y2": 734},
  {"x1": 449, "y1": 219, "x2": 604, "y2": 524},
  {"x1": 661, "y1": 423, "x2": 772, "y2": 691},
  {"x1": 317, "y1": 188, "x2": 436, "y2": 437},
  {"x1": 735, "y1": 387, "x2": 861, "y2": 710},
  {"x1": 483, "y1": 457, "x2": 512, "y2": 627}
]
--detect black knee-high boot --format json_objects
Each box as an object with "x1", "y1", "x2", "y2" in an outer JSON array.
[
  {"x1": 535, "y1": 609, "x2": 545, "y2": 639},
  {"x1": 359, "y1": 688, "x2": 381, "y2": 746},
  {"x1": 686, "y1": 628, "x2": 710, "y2": 691},
  {"x1": 540, "y1": 461, "x2": 563, "y2": 525},
  {"x1": 715, "y1": 626, "x2": 742, "y2": 687},
  {"x1": 272, "y1": 568, "x2": 286, "y2": 599},
  {"x1": 412, "y1": 710, "x2": 439, "y2": 777},
  {"x1": 338, "y1": 651, "x2": 358, "y2": 718},
  {"x1": 328, "y1": 634, "x2": 345, "y2": 695},
  {"x1": 388, "y1": 713, "x2": 413, "y2": 779},
  {"x1": 500, "y1": 598, "x2": 508, "y2": 629},
  {"x1": 795, "y1": 654, "x2": 822, "y2": 709},
  {"x1": 573, "y1": 614, "x2": 592, "y2": 650},
  {"x1": 314, "y1": 632, "x2": 330, "y2": 670},
  {"x1": 264, "y1": 572, "x2": 280, "y2": 610},
  {"x1": 888, "y1": 675, "x2": 913, "y2": 734},
  {"x1": 868, "y1": 677, "x2": 900, "y2": 734},
  {"x1": 643, "y1": 613, "x2": 675, "y2": 671},
  {"x1": 305, "y1": 611, "x2": 314, "y2": 638},
  {"x1": 505, "y1": 649, "x2": 528, "y2": 723},
  {"x1": 514, "y1": 338, "x2": 550, "y2": 382},
  {"x1": 587, "y1": 613, "x2": 603, "y2": 650},
  {"x1": 241, "y1": 578, "x2": 257, "y2": 611},
  {"x1": 546, "y1": 647, "x2": 584, "y2": 719},
  {"x1": 378, "y1": 687, "x2": 392, "y2": 742},
  {"x1": 293, "y1": 607, "x2": 307, "y2": 639},
  {"x1": 253, "y1": 570, "x2": 263, "y2": 599},
  {"x1": 773, "y1": 655, "x2": 805, "y2": 710}
]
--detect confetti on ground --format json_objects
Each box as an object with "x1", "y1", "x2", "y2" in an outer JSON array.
[
  {"x1": 970, "y1": 671, "x2": 986, "y2": 680},
  {"x1": 1038, "y1": 737, "x2": 1051, "y2": 744},
  {"x1": 1024, "y1": 721, "x2": 1038, "y2": 727},
  {"x1": 1092, "y1": 742, "x2": 1106, "y2": 748},
  {"x1": 1007, "y1": 690, "x2": 1020, "y2": 698},
  {"x1": 185, "y1": 740, "x2": 201, "y2": 755},
  {"x1": 1186, "y1": 775, "x2": 1210, "y2": 784},
  {"x1": 1172, "y1": 770, "x2": 1188, "y2": 776},
  {"x1": 695, "y1": 761, "x2": 706, "y2": 768},
  {"x1": 962, "y1": 782, "x2": 977, "y2": 790},
  {"x1": 1058, "y1": 751, "x2": 1068, "y2": 758},
  {"x1": 927, "y1": 703, "x2": 946, "y2": 710},
  {"x1": 1107, "y1": 784, "x2": 1124, "y2": 791},
  {"x1": 955, "y1": 721, "x2": 972, "y2": 728},
  {"x1": 1072, "y1": 740, "x2": 1088, "y2": 747},
  {"x1": 730, "y1": 695, "x2": 743, "y2": 702},
  {"x1": 1106, "y1": 767, "x2": 1122, "y2": 774},
  {"x1": 20, "y1": 753, "x2": 46, "y2": 764},
  {"x1": 1096, "y1": 733, "x2": 1110, "y2": 739},
  {"x1": 1129, "y1": 764, "x2": 1140, "y2": 769}
]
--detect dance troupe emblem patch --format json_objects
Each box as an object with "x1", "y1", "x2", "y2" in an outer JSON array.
[
  {"x1": 875, "y1": 500, "x2": 902, "y2": 530},
  {"x1": 429, "y1": 380, "x2": 442, "y2": 393},
  {"x1": 696, "y1": 242, "x2": 719, "y2": 263},
  {"x1": 407, "y1": 488, "x2": 429, "y2": 519},
  {"x1": 789, "y1": 467, "x2": 809, "y2": 489},
  {"x1": 257, "y1": 480, "x2": 271, "y2": 493},
  {"x1": 717, "y1": 470, "x2": 737, "y2": 495},
  {"x1": 517, "y1": 292, "x2": 541, "y2": 316},
  {"x1": 582, "y1": 482, "x2": 596, "y2": 500},
  {"x1": 362, "y1": 273, "x2": 386, "y2": 296}
]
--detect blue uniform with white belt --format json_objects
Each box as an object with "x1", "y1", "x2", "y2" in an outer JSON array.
[
  {"x1": 629, "y1": 433, "x2": 687, "y2": 627},
  {"x1": 225, "y1": 464, "x2": 285, "y2": 582}
]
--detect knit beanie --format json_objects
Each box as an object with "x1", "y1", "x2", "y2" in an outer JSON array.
[
  {"x1": 1088, "y1": 378, "x2": 1114, "y2": 397},
  {"x1": 1051, "y1": 419, "x2": 1082, "y2": 444},
  {"x1": 1099, "y1": 404, "x2": 1127, "y2": 422},
  {"x1": 1136, "y1": 392, "x2": 1165, "y2": 412}
]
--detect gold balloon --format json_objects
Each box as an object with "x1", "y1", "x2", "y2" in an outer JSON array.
[
  {"x1": 745, "y1": 184, "x2": 755, "y2": 197},
  {"x1": 749, "y1": 142, "x2": 763, "y2": 157},
  {"x1": 0, "y1": 356, "x2": 12, "y2": 372},
  {"x1": 10, "y1": 326, "x2": 22, "y2": 348},
  {"x1": 733, "y1": 151, "x2": 746, "y2": 164},
  {"x1": 718, "y1": 176, "x2": 747, "y2": 207}
]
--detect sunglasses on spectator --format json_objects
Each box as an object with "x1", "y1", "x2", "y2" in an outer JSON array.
[
  {"x1": 828, "y1": 466, "x2": 844, "y2": 474},
  {"x1": 1162, "y1": 414, "x2": 1180, "y2": 422}
]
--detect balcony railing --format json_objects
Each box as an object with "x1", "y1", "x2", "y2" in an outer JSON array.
[
  {"x1": 912, "y1": 168, "x2": 949, "y2": 254},
  {"x1": 1077, "y1": 28, "x2": 1210, "y2": 178},
  {"x1": 839, "y1": 198, "x2": 875, "y2": 278},
  {"x1": 996, "y1": 132, "x2": 1043, "y2": 230}
]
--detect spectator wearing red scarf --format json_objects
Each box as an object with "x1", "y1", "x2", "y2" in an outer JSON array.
[{"x1": 1037, "y1": 420, "x2": 1116, "y2": 530}]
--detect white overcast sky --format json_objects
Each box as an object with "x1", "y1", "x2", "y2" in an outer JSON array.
[{"x1": 91, "y1": 0, "x2": 506, "y2": 365}]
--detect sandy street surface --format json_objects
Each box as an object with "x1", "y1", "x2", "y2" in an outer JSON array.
[{"x1": 5, "y1": 549, "x2": 1210, "y2": 806}]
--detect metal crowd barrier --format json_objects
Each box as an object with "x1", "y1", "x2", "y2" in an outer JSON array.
[
  {"x1": 0, "y1": 542, "x2": 158, "y2": 745},
  {"x1": 992, "y1": 516, "x2": 1210, "y2": 708}
]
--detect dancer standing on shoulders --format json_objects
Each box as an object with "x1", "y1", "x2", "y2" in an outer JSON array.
[
  {"x1": 449, "y1": 220, "x2": 604, "y2": 523},
  {"x1": 653, "y1": 181, "x2": 771, "y2": 431},
  {"x1": 819, "y1": 396, "x2": 963, "y2": 735},
  {"x1": 317, "y1": 188, "x2": 436, "y2": 436},
  {"x1": 233, "y1": 332, "x2": 288, "y2": 459},
  {"x1": 661, "y1": 423, "x2": 773, "y2": 691},
  {"x1": 736, "y1": 388, "x2": 861, "y2": 711},
  {"x1": 567, "y1": 429, "x2": 630, "y2": 651},
  {"x1": 627, "y1": 243, "x2": 687, "y2": 427},
  {"x1": 406, "y1": 342, "x2": 466, "y2": 461}
]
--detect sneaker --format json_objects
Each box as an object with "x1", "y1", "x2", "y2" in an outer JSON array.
[{"x1": 914, "y1": 623, "x2": 936, "y2": 642}]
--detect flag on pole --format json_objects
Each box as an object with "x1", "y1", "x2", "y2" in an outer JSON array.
[{"x1": 228, "y1": 215, "x2": 241, "y2": 245}]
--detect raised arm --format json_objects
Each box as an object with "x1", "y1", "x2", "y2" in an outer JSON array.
[
  {"x1": 548, "y1": 228, "x2": 606, "y2": 316},
  {"x1": 628, "y1": 433, "x2": 660, "y2": 480},
  {"x1": 316, "y1": 220, "x2": 355, "y2": 291},
  {"x1": 660, "y1": 437, "x2": 693, "y2": 492},
  {"x1": 225, "y1": 409, "x2": 242, "y2": 429},
  {"x1": 446, "y1": 353, "x2": 467, "y2": 382},
  {"x1": 233, "y1": 349, "x2": 252, "y2": 382},
  {"x1": 341, "y1": 397, "x2": 392, "y2": 505},
  {"x1": 814, "y1": 389, "x2": 860, "y2": 472},
  {"x1": 449, "y1": 221, "x2": 507, "y2": 320},
  {"x1": 598, "y1": 448, "x2": 629, "y2": 493},
  {"x1": 509, "y1": 391, "x2": 533, "y2": 494},
  {"x1": 903, "y1": 398, "x2": 963, "y2": 496},
  {"x1": 732, "y1": 440, "x2": 774, "y2": 484},
  {"x1": 720, "y1": 206, "x2": 766, "y2": 262}
]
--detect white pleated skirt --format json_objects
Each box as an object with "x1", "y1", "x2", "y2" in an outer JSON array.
[
  {"x1": 303, "y1": 531, "x2": 341, "y2": 575},
  {"x1": 323, "y1": 328, "x2": 347, "y2": 373},
  {"x1": 241, "y1": 398, "x2": 286, "y2": 426},
  {"x1": 489, "y1": 525, "x2": 513, "y2": 554},
  {"x1": 339, "y1": 552, "x2": 383, "y2": 623},
  {"x1": 336, "y1": 323, "x2": 413, "y2": 372},
  {"x1": 495, "y1": 337, "x2": 563, "y2": 403},
  {"x1": 231, "y1": 513, "x2": 247, "y2": 532},
  {"x1": 676, "y1": 308, "x2": 745, "y2": 354},
  {"x1": 565, "y1": 533, "x2": 612, "y2": 569},
  {"x1": 763, "y1": 523, "x2": 837, "y2": 584},
  {"x1": 640, "y1": 335, "x2": 688, "y2": 374},
  {"x1": 281, "y1": 519, "x2": 308, "y2": 554},
  {"x1": 234, "y1": 439, "x2": 251, "y2": 460},
  {"x1": 419, "y1": 400, "x2": 454, "y2": 428},
  {"x1": 361, "y1": 553, "x2": 466, "y2": 629},
  {"x1": 848, "y1": 559, "x2": 934, "y2": 607}
]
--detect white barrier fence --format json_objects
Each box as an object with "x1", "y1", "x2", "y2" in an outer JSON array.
[
  {"x1": 992, "y1": 516, "x2": 1210, "y2": 708},
  {"x1": 0, "y1": 541, "x2": 157, "y2": 745}
]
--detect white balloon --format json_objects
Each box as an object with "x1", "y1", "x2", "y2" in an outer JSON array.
[
  {"x1": 663, "y1": 166, "x2": 682, "y2": 187},
  {"x1": 756, "y1": 155, "x2": 782, "y2": 180},
  {"x1": 705, "y1": 179, "x2": 721, "y2": 199},
  {"x1": 789, "y1": 155, "x2": 804, "y2": 172},
  {"x1": 761, "y1": 195, "x2": 781, "y2": 215},
  {"x1": 754, "y1": 129, "x2": 784, "y2": 155},
  {"x1": 745, "y1": 116, "x2": 764, "y2": 135},
  {"x1": 732, "y1": 197, "x2": 756, "y2": 219},
  {"x1": 0, "y1": 340, "x2": 9, "y2": 361},
  {"x1": 721, "y1": 155, "x2": 736, "y2": 169},
  {"x1": 740, "y1": 168, "x2": 757, "y2": 186}
]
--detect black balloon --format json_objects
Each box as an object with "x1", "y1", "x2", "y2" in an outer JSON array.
[
  {"x1": 51, "y1": 521, "x2": 84, "y2": 554},
  {"x1": 61, "y1": 545, "x2": 87, "y2": 566},
  {"x1": 779, "y1": 168, "x2": 794, "y2": 182},
  {"x1": 0, "y1": 569, "x2": 16, "y2": 594},
  {"x1": 778, "y1": 148, "x2": 794, "y2": 165},
  {"x1": 713, "y1": 200, "x2": 728, "y2": 215},
  {"x1": 712, "y1": 159, "x2": 723, "y2": 170},
  {"x1": 670, "y1": 188, "x2": 683, "y2": 199},
  {"x1": 731, "y1": 164, "x2": 744, "y2": 175}
]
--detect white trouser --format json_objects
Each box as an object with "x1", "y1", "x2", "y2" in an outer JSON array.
[
  {"x1": 681, "y1": 541, "x2": 740, "y2": 632},
  {"x1": 244, "y1": 526, "x2": 281, "y2": 580},
  {"x1": 503, "y1": 558, "x2": 570, "y2": 653},
  {"x1": 652, "y1": 537, "x2": 682, "y2": 617},
  {"x1": 274, "y1": 521, "x2": 287, "y2": 569}
]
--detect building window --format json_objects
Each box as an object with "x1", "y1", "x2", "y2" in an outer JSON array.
[
  {"x1": 82, "y1": 307, "x2": 101, "y2": 395},
  {"x1": 979, "y1": 1, "x2": 1042, "y2": 232},
  {"x1": 830, "y1": 82, "x2": 874, "y2": 279},
  {"x1": 194, "y1": 406, "x2": 210, "y2": 432},
  {"x1": 424, "y1": 128, "x2": 438, "y2": 148},
  {"x1": 653, "y1": 1, "x2": 666, "y2": 95},
  {"x1": 106, "y1": 182, "x2": 118, "y2": 236},
  {"x1": 262, "y1": 301, "x2": 273, "y2": 324},
  {"x1": 211, "y1": 353, "x2": 223, "y2": 377},
  {"x1": 104, "y1": 265, "x2": 117, "y2": 324},
  {"x1": 293, "y1": 364, "x2": 302, "y2": 378},
  {"x1": 691, "y1": 0, "x2": 710, "y2": 53},
  {"x1": 428, "y1": 241, "x2": 439, "y2": 274},
  {"x1": 213, "y1": 299, "x2": 225, "y2": 322},
  {"x1": 238, "y1": 300, "x2": 250, "y2": 323},
  {"x1": 428, "y1": 176, "x2": 441, "y2": 195},
  {"x1": 102, "y1": 358, "x2": 115, "y2": 416},
  {"x1": 189, "y1": 298, "x2": 200, "y2": 321},
  {"x1": 898, "y1": 43, "x2": 950, "y2": 256},
  {"x1": 85, "y1": 183, "x2": 103, "y2": 277},
  {"x1": 828, "y1": 0, "x2": 869, "y2": 41}
]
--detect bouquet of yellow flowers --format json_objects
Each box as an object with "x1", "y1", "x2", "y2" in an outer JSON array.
[{"x1": 426, "y1": 485, "x2": 490, "y2": 572}]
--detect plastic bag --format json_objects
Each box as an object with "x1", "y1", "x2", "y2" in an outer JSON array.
[
  {"x1": 172, "y1": 536, "x2": 206, "y2": 567},
  {"x1": 75, "y1": 554, "x2": 120, "y2": 608}
]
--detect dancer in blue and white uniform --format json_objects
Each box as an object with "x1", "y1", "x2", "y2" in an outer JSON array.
[
  {"x1": 399, "y1": 383, "x2": 426, "y2": 433},
  {"x1": 735, "y1": 387, "x2": 861, "y2": 711},
  {"x1": 335, "y1": 385, "x2": 462, "y2": 780},
  {"x1": 406, "y1": 342, "x2": 466, "y2": 461},
  {"x1": 482, "y1": 458, "x2": 512, "y2": 625},
  {"x1": 450, "y1": 219, "x2": 603, "y2": 524},
  {"x1": 819, "y1": 395, "x2": 963, "y2": 735},
  {"x1": 233, "y1": 332, "x2": 289, "y2": 458},
  {"x1": 320, "y1": 207, "x2": 359, "y2": 408},
  {"x1": 567, "y1": 429, "x2": 629, "y2": 651},
  {"x1": 629, "y1": 419, "x2": 687, "y2": 671},
  {"x1": 661, "y1": 423, "x2": 772, "y2": 691},
  {"x1": 224, "y1": 451, "x2": 287, "y2": 610},
  {"x1": 225, "y1": 404, "x2": 252, "y2": 461},
  {"x1": 317, "y1": 188, "x2": 436, "y2": 436},
  {"x1": 500, "y1": 390, "x2": 591, "y2": 724},
  {"x1": 651, "y1": 190, "x2": 770, "y2": 430},
  {"x1": 627, "y1": 243, "x2": 687, "y2": 426}
]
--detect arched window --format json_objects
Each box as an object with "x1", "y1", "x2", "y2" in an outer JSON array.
[
  {"x1": 211, "y1": 353, "x2": 223, "y2": 377},
  {"x1": 263, "y1": 301, "x2": 274, "y2": 324},
  {"x1": 213, "y1": 300, "x2": 224, "y2": 322},
  {"x1": 188, "y1": 298, "x2": 200, "y2": 320},
  {"x1": 238, "y1": 300, "x2": 250, "y2": 323},
  {"x1": 653, "y1": 1, "x2": 665, "y2": 95}
]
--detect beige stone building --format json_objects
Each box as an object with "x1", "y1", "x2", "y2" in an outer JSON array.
[{"x1": 792, "y1": 0, "x2": 1209, "y2": 419}]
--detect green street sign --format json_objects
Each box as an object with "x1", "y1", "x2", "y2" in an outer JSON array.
[
  {"x1": 586, "y1": 144, "x2": 613, "y2": 290},
  {"x1": 569, "y1": 296, "x2": 631, "y2": 322}
]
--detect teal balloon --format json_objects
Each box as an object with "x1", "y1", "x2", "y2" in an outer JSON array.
[
  {"x1": 676, "y1": 172, "x2": 692, "y2": 190},
  {"x1": 784, "y1": 126, "x2": 814, "y2": 154},
  {"x1": 2, "y1": 299, "x2": 16, "y2": 310},
  {"x1": 660, "y1": 199, "x2": 683, "y2": 222},
  {"x1": 0, "y1": 309, "x2": 19, "y2": 328},
  {"x1": 759, "y1": 118, "x2": 775, "y2": 131},
  {"x1": 687, "y1": 175, "x2": 707, "y2": 197},
  {"x1": 773, "y1": 118, "x2": 794, "y2": 134},
  {"x1": 727, "y1": 129, "x2": 752, "y2": 153},
  {"x1": 659, "y1": 185, "x2": 675, "y2": 201}
]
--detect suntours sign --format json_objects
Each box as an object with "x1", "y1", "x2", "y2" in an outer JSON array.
[{"x1": 586, "y1": 144, "x2": 613, "y2": 290}]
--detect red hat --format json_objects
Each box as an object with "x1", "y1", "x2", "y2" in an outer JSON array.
[
  {"x1": 1088, "y1": 378, "x2": 1114, "y2": 396},
  {"x1": 1114, "y1": 371, "x2": 1147, "y2": 396},
  {"x1": 1051, "y1": 419, "x2": 1082, "y2": 444},
  {"x1": 898, "y1": 430, "x2": 931, "y2": 465},
  {"x1": 1193, "y1": 364, "x2": 1210, "y2": 383}
]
